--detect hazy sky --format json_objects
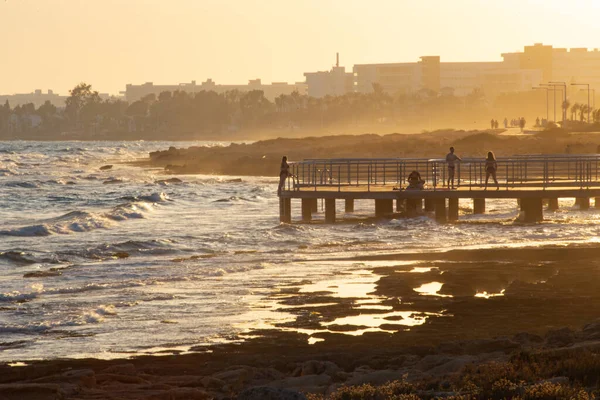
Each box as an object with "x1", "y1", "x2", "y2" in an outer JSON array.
[{"x1": 2, "y1": 0, "x2": 600, "y2": 96}]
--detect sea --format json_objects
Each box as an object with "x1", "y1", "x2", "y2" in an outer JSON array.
[{"x1": 1, "y1": 140, "x2": 600, "y2": 362}]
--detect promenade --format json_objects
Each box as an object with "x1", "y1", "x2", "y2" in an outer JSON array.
[{"x1": 278, "y1": 155, "x2": 600, "y2": 223}]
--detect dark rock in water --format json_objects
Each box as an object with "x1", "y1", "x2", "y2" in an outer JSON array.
[
  {"x1": 156, "y1": 178, "x2": 183, "y2": 184},
  {"x1": 227, "y1": 178, "x2": 243, "y2": 183},
  {"x1": 238, "y1": 386, "x2": 307, "y2": 400},
  {"x1": 103, "y1": 179, "x2": 123, "y2": 185},
  {"x1": 66, "y1": 181, "x2": 76, "y2": 185},
  {"x1": 113, "y1": 252, "x2": 130, "y2": 259},
  {"x1": 24, "y1": 270, "x2": 63, "y2": 278},
  {"x1": 100, "y1": 165, "x2": 113, "y2": 171}
]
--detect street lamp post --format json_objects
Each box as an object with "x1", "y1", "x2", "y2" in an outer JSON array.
[
  {"x1": 571, "y1": 83, "x2": 590, "y2": 123},
  {"x1": 540, "y1": 84, "x2": 557, "y2": 122},
  {"x1": 549, "y1": 81, "x2": 567, "y2": 124},
  {"x1": 532, "y1": 86, "x2": 549, "y2": 123}
]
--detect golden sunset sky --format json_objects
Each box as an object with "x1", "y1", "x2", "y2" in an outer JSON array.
[{"x1": 1, "y1": 0, "x2": 599, "y2": 95}]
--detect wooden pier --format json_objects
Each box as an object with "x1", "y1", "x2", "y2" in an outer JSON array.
[{"x1": 278, "y1": 156, "x2": 600, "y2": 223}]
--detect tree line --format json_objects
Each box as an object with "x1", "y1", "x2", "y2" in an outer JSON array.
[{"x1": 1, "y1": 82, "x2": 599, "y2": 140}]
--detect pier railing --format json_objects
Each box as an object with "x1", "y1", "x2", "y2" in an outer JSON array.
[{"x1": 284, "y1": 155, "x2": 600, "y2": 192}]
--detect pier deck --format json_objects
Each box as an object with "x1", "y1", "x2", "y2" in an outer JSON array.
[{"x1": 278, "y1": 155, "x2": 600, "y2": 223}]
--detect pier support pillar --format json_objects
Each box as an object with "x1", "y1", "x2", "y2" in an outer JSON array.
[
  {"x1": 547, "y1": 198, "x2": 559, "y2": 211},
  {"x1": 325, "y1": 199, "x2": 336, "y2": 223},
  {"x1": 396, "y1": 198, "x2": 405, "y2": 212},
  {"x1": 301, "y1": 199, "x2": 312, "y2": 222},
  {"x1": 596, "y1": 197, "x2": 600, "y2": 209},
  {"x1": 279, "y1": 198, "x2": 291, "y2": 224},
  {"x1": 405, "y1": 199, "x2": 418, "y2": 217},
  {"x1": 473, "y1": 198, "x2": 485, "y2": 214},
  {"x1": 448, "y1": 198, "x2": 459, "y2": 222},
  {"x1": 375, "y1": 199, "x2": 394, "y2": 217},
  {"x1": 345, "y1": 198, "x2": 354, "y2": 213},
  {"x1": 434, "y1": 198, "x2": 447, "y2": 223},
  {"x1": 578, "y1": 197, "x2": 590, "y2": 210},
  {"x1": 522, "y1": 198, "x2": 543, "y2": 223},
  {"x1": 311, "y1": 198, "x2": 318, "y2": 213},
  {"x1": 518, "y1": 198, "x2": 524, "y2": 211},
  {"x1": 424, "y1": 198, "x2": 435, "y2": 212}
]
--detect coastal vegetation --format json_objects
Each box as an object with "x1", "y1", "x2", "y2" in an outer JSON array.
[{"x1": 2, "y1": 83, "x2": 600, "y2": 140}]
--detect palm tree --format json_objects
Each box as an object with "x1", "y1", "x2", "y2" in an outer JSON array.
[
  {"x1": 571, "y1": 103, "x2": 580, "y2": 121},
  {"x1": 580, "y1": 104, "x2": 590, "y2": 122},
  {"x1": 562, "y1": 100, "x2": 570, "y2": 122}
]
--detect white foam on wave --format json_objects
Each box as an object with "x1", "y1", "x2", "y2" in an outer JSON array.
[
  {"x1": 139, "y1": 192, "x2": 169, "y2": 202},
  {"x1": 1, "y1": 193, "x2": 169, "y2": 237}
]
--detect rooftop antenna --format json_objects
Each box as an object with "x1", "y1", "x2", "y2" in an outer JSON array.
[{"x1": 336, "y1": 52, "x2": 339, "y2": 68}]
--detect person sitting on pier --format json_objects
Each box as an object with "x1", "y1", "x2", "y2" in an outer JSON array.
[
  {"x1": 278, "y1": 156, "x2": 292, "y2": 196},
  {"x1": 484, "y1": 151, "x2": 499, "y2": 190},
  {"x1": 445, "y1": 146, "x2": 462, "y2": 189},
  {"x1": 407, "y1": 170, "x2": 424, "y2": 190}
]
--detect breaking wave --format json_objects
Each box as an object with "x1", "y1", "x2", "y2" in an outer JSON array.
[{"x1": 0, "y1": 193, "x2": 169, "y2": 237}]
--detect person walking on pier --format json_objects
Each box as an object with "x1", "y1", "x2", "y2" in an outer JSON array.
[
  {"x1": 278, "y1": 156, "x2": 291, "y2": 196},
  {"x1": 445, "y1": 147, "x2": 462, "y2": 189},
  {"x1": 484, "y1": 151, "x2": 499, "y2": 190}
]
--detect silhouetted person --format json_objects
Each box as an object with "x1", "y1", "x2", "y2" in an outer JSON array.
[
  {"x1": 407, "y1": 170, "x2": 424, "y2": 190},
  {"x1": 484, "y1": 151, "x2": 499, "y2": 190},
  {"x1": 536, "y1": 117, "x2": 540, "y2": 127},
  {"x1": 519, "y1": 117, "x2": 526, "y2": 132},
  {"x1": 494, "y1": 120, "x2": 499, "y2": 129},
  {"x1": 278, "y1": 156, "x2": 291, "y2": 195},
  {"x1": 445, "y1": 147, "x2": 462, "y2": 189},
  {"x1": 503, "y1": 117, "x2": 508, "y2": 128},
  {"x1": 490, "y1": 119, "x2": 495, "y2": 129}
]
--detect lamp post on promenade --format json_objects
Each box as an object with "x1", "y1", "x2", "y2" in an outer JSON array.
[
  {"x1": 549, "y1": 81, "x2": 567, "y2": 124},
  {"x1": 532, "y1": 86, "x2": 549, "y2": 123},
  {"x1": 571, "y1": 83, "x2": 590, "y2": 123},
  {"x1": 540, "y1": 84, "x2": 556, "y2": 122}
]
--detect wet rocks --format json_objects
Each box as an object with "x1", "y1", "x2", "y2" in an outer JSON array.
[
  {"x1": 0, "y1": 383, "x2": 65, "y2": 400},
  {"x1": 238, "y1": 386, "x2": 307, "y2": 400},
  {"x1": 545, "y1": 327, "x2": 575, "y2": 347},
  {"x1": 99, "y1": 165, "x2": 113, "y2": 171},
  {"x1": 102, "y1": 178, "x2": 123, "y2": 185}
]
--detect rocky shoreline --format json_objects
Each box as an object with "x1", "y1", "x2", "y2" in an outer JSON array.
[
  {"x1": 3, "y1": 245, "x2": 600, "y2": 399},
  {"x1": 2, "y1": 322, "x2": 600, "y2": 399},
  {"x1": 141, "y1": 129, "x2": 600, "y2": 177}
]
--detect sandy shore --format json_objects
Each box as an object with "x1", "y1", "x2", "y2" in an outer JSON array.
[{"x1": 3, "y1": 245, "x2": 600, "y2": 399}]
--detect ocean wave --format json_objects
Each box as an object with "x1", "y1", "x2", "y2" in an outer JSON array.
[
  {"x1": 0, "y1": 291, "x2": 40, "y2": 303},
  {"x1": 4, "y1": 181, "x2": 40, "y2": 189},
  {"x1": 0, "y1": 225, "x2": 53, "y2": 237},
  {"x1": 0, "y1": 251, "x2": 38, "y2": 265},
  {"x1": 0, "y1": 168, "x2": 16, "y2": 176},
  {"x1": 0, "y1": 193, "x2": 169, "y2": 237}
]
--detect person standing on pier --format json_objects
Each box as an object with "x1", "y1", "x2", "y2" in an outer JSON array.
[
  {"x1": 484, "y1": 151, "x2": 499, "y2": 190},
  {"x1": 278, "y1": 156, "x2": 291, "y2": 196},
  {"x1": 446, "y1": 147, "x2": 462, "y2": 189}
]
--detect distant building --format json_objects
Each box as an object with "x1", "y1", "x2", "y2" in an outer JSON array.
[
  {"x1": 353, "y1": 56, "x2": 542, "y2": 100},
  {"x1": 348, "y1": 44, "x2": 600, "y2": 100},
  {"x1": 502, "y1": 43, "x2": 600, "y2": 90},
  {"x1": 303, "y1": 53, "x2": 354, "y2": 98},
  {"x1": 0, "y1": 90, "x2": 67, "y2": 108},
  {"x1": 123, "y1": 79, "x2": 307, "y2": 103}
]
